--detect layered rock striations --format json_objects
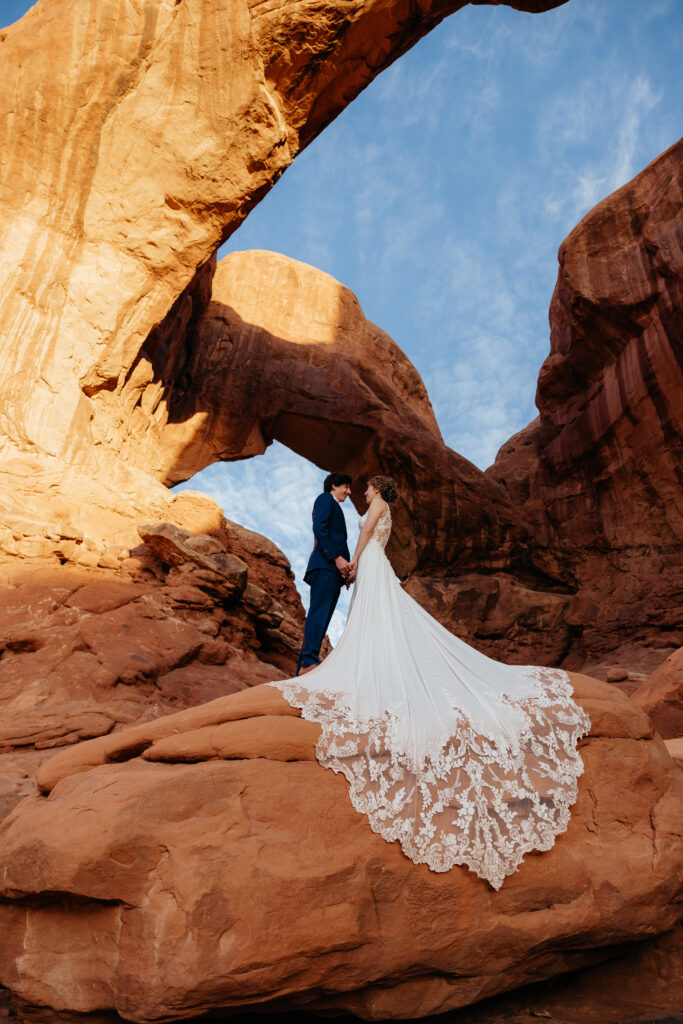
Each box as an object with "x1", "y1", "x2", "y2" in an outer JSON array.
[
  {"x1": 0, "y1": 0, "x2": 562, "y2": 478},
  {"x1": 634, "y1": 645, "x2": 683, "y2": 739},
  {"x1": 488, "y1": 139, "x2": 683, "y2": 668},
  {"x1": 0, "y1": 675, "x2": 681, "y2": 1023},
  {"x1": 0, "y1": 489, "x2": 305, "y2": 822}
]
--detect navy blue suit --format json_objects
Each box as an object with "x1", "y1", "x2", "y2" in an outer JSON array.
[{"x1": 297, "y1": 491, "x2": 350, "y2": 672}]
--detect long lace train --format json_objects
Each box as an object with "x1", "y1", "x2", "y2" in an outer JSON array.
[{"x1": 272, "y1": 665, "x2": 589, "y2": 890}]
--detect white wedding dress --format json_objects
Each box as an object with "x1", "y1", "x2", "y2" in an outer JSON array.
[{"x1": 269, "y1": 507, "x2": 590, "y2": 890}]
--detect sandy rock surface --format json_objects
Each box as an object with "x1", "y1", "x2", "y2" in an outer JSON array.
[
  {"x1": 0, "y1": 673, "x2": 681, "y2": 1024},
  {"x1": 0, "y1": 490, "x2": 304, "y2": 819}
]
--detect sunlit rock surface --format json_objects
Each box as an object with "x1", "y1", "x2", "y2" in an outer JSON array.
[
  {"x1": 0, "y1": 490, "x2": 304, "y2": 821},
  {"x1": 0, "y1": 674, "x2": 681, "y2": 1023},
  {"x1": 0, "y1": 0, "x2": 561, "y2": 473}
]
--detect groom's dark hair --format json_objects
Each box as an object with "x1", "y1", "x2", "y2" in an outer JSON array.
[{"x1": 324, "y1": 472, "x2": 353, "y2": 492}]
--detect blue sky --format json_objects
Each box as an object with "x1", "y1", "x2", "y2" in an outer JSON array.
[{"x1": 5, "y1": 0, "x2": 682, "y2": 641}]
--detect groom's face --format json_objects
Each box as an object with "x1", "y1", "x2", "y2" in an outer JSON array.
[{"x1": 331, "y1": 483, "x2": 352, "y2": 502}]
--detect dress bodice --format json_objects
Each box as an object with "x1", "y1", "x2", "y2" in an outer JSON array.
[{"x1": 360, "y1": 507, "x2": 392, "y2": 550}]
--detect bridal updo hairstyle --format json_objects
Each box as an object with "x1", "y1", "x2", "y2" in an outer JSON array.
[
  {"x1": 369, "y1": 475, "x2": 399, "y2": 503},
  {"x1": 324, "y1": 472, "x2": 353, "y2": 492}
]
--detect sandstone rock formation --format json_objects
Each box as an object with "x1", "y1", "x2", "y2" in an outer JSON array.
[
  {"x1": 488, "y1": 138, "x2": 683, "y2": 668},
  {"x1": 0, "y1": 674, "x2": 681, "y2": 1024},
  {"x1": 0, "y1": 0, "x2": 580, "y2": 840},
  {"x1": 0, "y1": 0, "x2": 681, "y2": 1020},
  {"x1": 436, "y1": 923, "x2": 683, "y2": 1024},
  {"x1": 0, "y1": 0, "x2": 679, "y2": 678},
  {"x1": 110, "y1": 245, "x2": 581, "y2": 666},
  {"x1": 0, "y1": 0, "x2": 586, "y2": 767},
  {"x1": 634, "y1": 645, "x2": 683, "y2": 739},
  {"x1": 0, "y1": 0, "x2": 562, "y2": 483},
  {"x1": 131, "y1": 181, "x2": 683, "y2": 668},
  {"x1": 155, "y1": 249, "x2": 549, "y2": 600},
  {"x1": 0, "y1": 489, "x2": 304, "y2": 822}
]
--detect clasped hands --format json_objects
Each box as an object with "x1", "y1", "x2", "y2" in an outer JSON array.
[{"x1": 335, "y1": 555, "x2": 358, "y2": 588}]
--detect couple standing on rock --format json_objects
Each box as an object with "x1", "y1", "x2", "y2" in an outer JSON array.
[
  {"x1": 296, "y1": 471, "x2": 392, "y2": 675},
  {"x1": 270, "y1": 470, "x2": 590, "y2": 890}
]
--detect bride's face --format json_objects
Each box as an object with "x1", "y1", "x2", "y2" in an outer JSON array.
[{"x1": 364, "y1": 482, "x2": 378, "y2": 505}]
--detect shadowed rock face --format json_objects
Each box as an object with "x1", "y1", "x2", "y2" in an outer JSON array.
[
  {"x1": 488, "y1": 139, "x2": 683, "y2": 668},
  {"x1": 0, "y1": 0, "x2": 564, "y2": 475},
  {"x1": 0, "y1": 675, "x2": 681, "y2": 1024},
  {"x1": 634, "y1": 646, "x2": 683, "y2": 739}
]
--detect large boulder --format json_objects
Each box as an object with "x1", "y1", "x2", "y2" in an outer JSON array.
[
  {"x1": 634, "y1": 646, "x2": 683, "y2": 739},
  {"x1": 431, "y1": 923, "x2": 683, "y2": 1024},
  {"x1": 0, "y1": 675, "x2": 681, "y2": 1023},
  {"x1": 0, "y1": 490, "x2": 305, "y2": 820}
]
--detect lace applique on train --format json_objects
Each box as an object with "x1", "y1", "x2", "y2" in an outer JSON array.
[{"x1": 273, "y1": 666, "x2": 589, "y2": 891}]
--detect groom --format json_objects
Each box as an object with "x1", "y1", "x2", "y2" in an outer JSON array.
[{"x1": 296, "y1": 472, "x2": 354, "y2": 675}]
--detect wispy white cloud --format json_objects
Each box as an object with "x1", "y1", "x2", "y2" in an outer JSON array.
[
  {"x1": 611, "y1": 74, "x2": 660, "y2": 186},
  {"x1": 536, "y1": 69, "x2": 662, "y2": 228},
  {"x1": 641, "y1": 0, "x2": 674, "y2": 25}
]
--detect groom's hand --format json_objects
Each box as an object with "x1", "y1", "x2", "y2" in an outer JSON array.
[{"x1": 335, "y1": 556, "x2": 351, "y2": 576}]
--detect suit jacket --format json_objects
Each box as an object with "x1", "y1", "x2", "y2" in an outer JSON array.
[{"x1": 304, "y1": 491, "x2": 350, "y2": 584}]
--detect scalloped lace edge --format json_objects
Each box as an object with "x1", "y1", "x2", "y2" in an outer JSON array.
[{"x1": 269, "y1": 666, "x2": 590, "y2": 890}]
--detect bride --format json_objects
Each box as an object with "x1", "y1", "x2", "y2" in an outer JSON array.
[{"x1": 269, "y1": 476, "x2": 590, "y2": 890}]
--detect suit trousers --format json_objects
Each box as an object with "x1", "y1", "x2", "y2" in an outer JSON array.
[{"x1": 297, "y1": 568, "x2": 342, "y2": 672}]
